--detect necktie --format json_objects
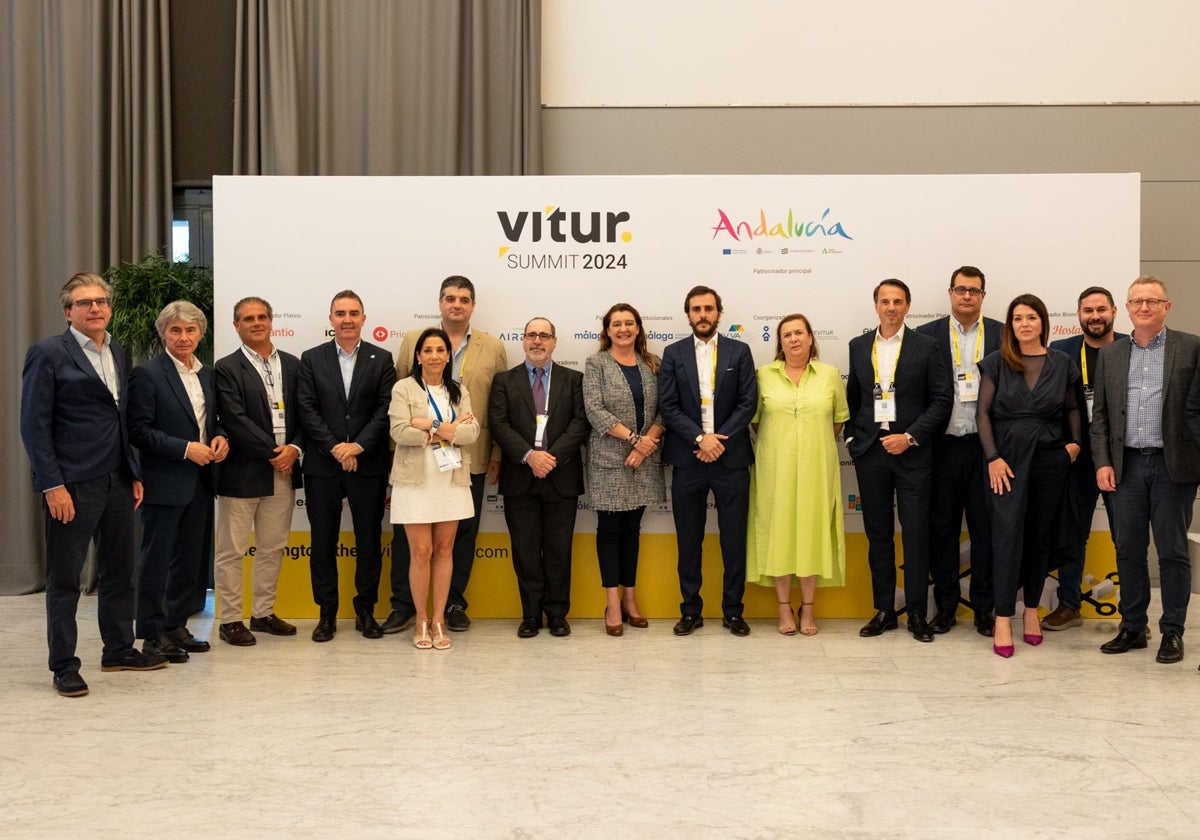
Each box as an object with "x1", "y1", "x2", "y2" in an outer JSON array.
[{"x1": 533, "y1": 366, "x2": 546, "y2": 415}]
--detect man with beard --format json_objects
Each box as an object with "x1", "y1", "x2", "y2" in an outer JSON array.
[
  {"x1": 659, "y1": 286, "x2": 757, "y2": 636},
  {"x1": 1043, "y1": 287, "x2": 1124, "y2": 630}
]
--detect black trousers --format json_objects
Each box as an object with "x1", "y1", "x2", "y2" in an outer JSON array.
[
  {"x1": 671, "y1": 461, "x2": 749, "y2": 617},
  {"x1": 852, "y1": 441, "x2": 933, "y2": 618},
  {"x1": 44, "y1": 471, "x2": 137, "y2": 674},
  {"x1": 502, "y1": 480, "x2": 578, "y2": 620},
  {"x1": 929, "y1": 433, "x2": 993, "y2": 615},
  {"x1": 306, "y1": 472, "x2": 387, "y2": 617},
  {"x1": 991, "y1": 446, "x2": 1071, "y2": 617},
  {"x1": 389, "y1": 471, "x2": 485, "y2": 615},
  {"x1": 136, "y1": 482, "x2": 214, "y2": 639},
  {"x1": 596, "y1": 507, "x2": 646, "y2": 588}
]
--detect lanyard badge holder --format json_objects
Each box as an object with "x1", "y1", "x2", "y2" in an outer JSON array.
[{"x1": 428, "y1": 390, "x2": 463, "y2": 473}]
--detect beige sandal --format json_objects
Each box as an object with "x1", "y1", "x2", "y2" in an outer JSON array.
[
  {"x1": 778, "y1": 602, "x2": 797, "y2": 636},
  {"x1": 799, "y1": 602, "x2": 818, "y2": 636},
  {"x1": 431, "y1": 621, "x2": 452, "y2": 650},
  {"x1": 413, "y1": 620, "x2": 432, "y2": 649}
]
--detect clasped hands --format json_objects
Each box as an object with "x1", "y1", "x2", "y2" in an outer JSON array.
[
  {"x1": 625, "y1": 434, "x2": 659, "y2": 468},
  {"x1": 694, "y1": 432, "x2": 727, "y2": 463}
]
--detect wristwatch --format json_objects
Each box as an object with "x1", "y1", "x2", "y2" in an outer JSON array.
[
  {"x1": 904, "y1": 432, "x2": 917, "y2": 447},
  {"x1": 694, "y1": 433, "x2": 704, "y2": 445},
  {"x1": 431, "y1": 419, "x2": 442, "y2": 432}
]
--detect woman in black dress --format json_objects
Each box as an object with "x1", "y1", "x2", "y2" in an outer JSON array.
[{"x1": 977, "y1": 294, "x2": 1081, "y2": 658}]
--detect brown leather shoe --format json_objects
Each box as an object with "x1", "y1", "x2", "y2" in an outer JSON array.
[
  {"x1": 219, "y1": 621, "x2": 257, "y2": 646},
  {"x1": 249, "y1": 614, "x2": 297, "y2": 636}
]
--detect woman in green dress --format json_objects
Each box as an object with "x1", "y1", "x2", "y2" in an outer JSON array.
[{"x1": 747, "y1": 314, "x2": 849, "y2": 635}]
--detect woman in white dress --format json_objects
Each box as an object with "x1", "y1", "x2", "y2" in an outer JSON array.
[{"x1": 389, "y1": 328, "x2": 478, "y2": 650}]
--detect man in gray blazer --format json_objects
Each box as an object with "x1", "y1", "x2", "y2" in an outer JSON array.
[{"x1": 1092, "y1": 276, "x2": 1200, "y2": 665}]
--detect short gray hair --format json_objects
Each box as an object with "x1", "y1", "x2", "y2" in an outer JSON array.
[{"x1": 155, "y1": 300, "x2": 209, "y2": 338}]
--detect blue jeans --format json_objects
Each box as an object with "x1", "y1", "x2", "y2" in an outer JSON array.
[{"x1": 1112, "y1": 450, "x2": 1196, "y2": 636}]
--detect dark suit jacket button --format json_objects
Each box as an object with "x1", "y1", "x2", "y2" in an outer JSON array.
[{"x1": 345, "y1": 414, "x2": 351, "y2": 420}]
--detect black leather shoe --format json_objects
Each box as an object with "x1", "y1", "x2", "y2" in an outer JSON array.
[
  {"x1": 165, "y1": 626, "x2": 210, "y2": 652},
  {"x1": 974, "y1": 612, "x2": 995, "y2": 637},
  {"x1": 356, "y1": 613, "x2": 384, "y2": 639},
  {"x1": 547, "y1": 616, "x2": 571, "y2": 637},
  {"x1": 723, "y1": 615, "x2": 751, "y2": 636},
  {"x1": 673, "y1": 614, "x2": 704, "y2": 636},
  {"x1": 101, "y1": 648, "x2": 169, "y2": 672},
  {"x1": 445, "y1": 604, "x2": 471, "y2": 631},
  {"x1": 929, "y1": 609, "x2": 957, "y2": 634},
  {"x1": 859, "y1": 610, "x2": 898, "y2": 637},
  {"x1": 53, "y1": 670, "x2": 89, "y2": 697},
  {"x1": 381, "y1": 609, "x2": 416, "y2": 634},
  {"x1": 517, "y1": 617, "x2": 541, "y2": 638},
  {"x1": 249, "y1": 614, "x2": 297, "y2": 636},
  {"x1": 144, "y1": 634, "x2": 189, "y2": 663},
  {"x1": 1156, "y1": 631, "x2": 1184, "y2": 664},
  {"x1": 312, "y1": 616, "x2": 336, "y2": 642},
  {"x1": 1100, "y1": 627, "x2": 1148, "y2": 654},
  {"x1": 907, "y1": 615, "x2": 935, "y2": 643},
  {"x1": 219, "y1": 621, "x2": 257, "y2": 646}
]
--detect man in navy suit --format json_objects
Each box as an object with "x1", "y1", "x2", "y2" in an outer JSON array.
[
  {"x1": 297, "y1": 291, "x2": 396, "y2": 642},
  {"x1": 213, "y1": 296, "x2": 305, "y2": 646},
  {"x1": 1041, "y1": 286, "x2": 1124, "y2": 631},
  {"x1": 659, "y1": 286, "x2": 758, "y2": 636},
  {"x1": 128, "y1": 301, "x2": 229, "y2": 663},
  {"x1": 846, "y1": 279, "x2": 952, "y2": 642},
  {"x1": 489, "y1": 317, "x2": 590, "y2": 638},
  {"x1": 20, "y1": 272, "x2": 168, "y2": 697},
  {"x1": 914, "y1": 266, "x2": 1003, "y2": 637}
]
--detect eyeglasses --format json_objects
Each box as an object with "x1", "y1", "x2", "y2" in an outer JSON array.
[
  {"x1": 1128, "y1": 298, "x2": 1167, "y2": 309},
  {"x1": 950, "y1": 287, "x2": 983, "y2": 297},
  {"x1": 70, "y1": 297, "x2": 111, "y2": 309},
  {"x1": 523, "y1": 332, "x2": 555, "y2": 342}
]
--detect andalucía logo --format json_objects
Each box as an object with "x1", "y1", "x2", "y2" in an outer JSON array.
[
  {"x1": 497, "y1": 207, "x2": 632, "y2": 244},
  {"x1": 711, "y1": 208, "x2": 852, "y2": 242}
]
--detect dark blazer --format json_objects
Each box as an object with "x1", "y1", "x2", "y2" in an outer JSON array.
[
  {"x1": 658, "y1": 336, "x2": 757, "y2": 470},
  {"x1": 127, "y1": 352, "x2": 221, "y2": 506},
  {"x1": 1092, "y1": 329, "x2": 1200, "y2": 484},
  {"x1": 297, "y1": 340, "x2": 396, "y2": 478},
  {"x1": 845, "y1": 326, "x2": 952, "y2": 466},
  {"x1": 914, "y1": 315, "x2": 1002, "y2": 437},
  {"x1": 489, "y1": 362, "x2": 589, "y2": 498},
  {"x1": 215, "y1": 346, "x2": 305, "y2": 498},
  {"x1": 20, "y1": 328, "x2": 139, "y2": 491},
  {"x1": 1049, "y1": 331, "x2": 1127, "y2": 446}
]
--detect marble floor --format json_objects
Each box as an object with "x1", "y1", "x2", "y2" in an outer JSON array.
[{"x1": 3, "y1": 593, "x2": 1199, "y2": 840}]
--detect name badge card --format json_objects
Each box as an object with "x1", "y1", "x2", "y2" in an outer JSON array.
[
  {"x1": 432, "y1": 442, "x2": 463, "y2": 472},
  {"x1": 701, "y1": 398, "x2": 715, "y2": 434},
  {"x1": 956, "y1": 373, "x2": 979, "y2": 402},
  {"x1": 873, "y1": 384, "x2": 896, "y2": 423},
  {"x1": 272, "y1": 402, "x2": 287, "y2": 434},
  {"x1": 1084, "y1": 385, "x2": 1095, "y2": 423},
  {"x1": 534, "y1": 414, "x2": 548, "y2": 449}
]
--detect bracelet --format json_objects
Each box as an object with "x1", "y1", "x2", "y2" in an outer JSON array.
[{"x1": 629, "y1": 432, "x2": 641, "y2": 447}]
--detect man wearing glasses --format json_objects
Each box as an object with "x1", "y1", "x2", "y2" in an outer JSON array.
[
  {"x1": 384, "y1": 276, "x2": 508, "y2": 634},
  {"x1": 1092, "y1": 277, "x2": 1200, "y2": 665},
  {"x1": 489, "y1": 318, "x2": 589, "y2": 638},
  {"x1": 21, "y1": 273, "x2": 169, "y2": 697},
  {"x1": 915, "y1": 266, "x2": 1002, "y2": 637},
  {"x1": 213, "y1": 296, "x2": 306, "y2": 646}
]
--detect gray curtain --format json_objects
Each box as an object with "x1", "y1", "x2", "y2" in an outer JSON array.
[
  {"x1": 1, "y1": 1, "x2": 173, "y2": 594},
  {"x1": 233, "y1": 0, "x2": 542, "y2": 175}
]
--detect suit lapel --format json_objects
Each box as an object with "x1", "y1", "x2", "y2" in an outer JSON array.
[{"x1": 159, "y1": 353, "x2": 197, "y2": 430}]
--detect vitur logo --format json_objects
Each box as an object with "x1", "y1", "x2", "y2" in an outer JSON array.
[
  {"x1": 497, "y1": 207, "x2": 632, "y2": 244},
  {"x1": 711, "y1": 208, "x2": 853, "y2": 242}
]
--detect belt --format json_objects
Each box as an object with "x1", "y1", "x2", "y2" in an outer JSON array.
[{"x1": 1125, "y1": 446, "x2": 1163, "y2": 456}]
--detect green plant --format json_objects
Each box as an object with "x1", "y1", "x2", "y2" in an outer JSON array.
[{"x1": 105, "y1": 252, "x2": 214, "y2": 362}]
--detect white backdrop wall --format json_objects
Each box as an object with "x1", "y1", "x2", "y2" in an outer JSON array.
[
  {"x1": 214, "y1": 173, "x2": 1140, "y2": 535},
  {"x1": 542, "y1": 1, "x2": 1200, "y2": 106}
]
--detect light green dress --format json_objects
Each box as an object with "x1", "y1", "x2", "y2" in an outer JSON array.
[{"x1": 747, "y1": 359, "x2": 849, "y2": 586}]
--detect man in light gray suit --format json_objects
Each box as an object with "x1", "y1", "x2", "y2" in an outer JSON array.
[{"x1": 1092, "y1": 276, "x2": 1200, "y2": 665}]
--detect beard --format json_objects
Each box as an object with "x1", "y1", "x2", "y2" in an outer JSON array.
[
  {"x1": 1081, "y1": 318, "x2": 1113, "y2": 340},
  {"x1": 691, "y1": 319, "x2": 718, "y2": 339}
]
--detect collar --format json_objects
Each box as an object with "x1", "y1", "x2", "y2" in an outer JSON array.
[
  {"x1": 335, "y1": 340, "x2": 361, "y2": 360},
  {"x1": 875, "y1": 324, "x2": 906, "y2": 343},
  {"x1": 166, "y1": 350, "x2": 202, "y2": 374},
  {"x1": 692, "y1": 333, "x2": 718, "y2": 351},
  {"x1": 1132, "y1": 326, "x2": 1167, "y2": 349},
  {"x1": 70, "y1": 325, "x2": 110, "y2": 351},
  {"x1": 525, "y1": 360, "x2": 553, "y2": 376}
]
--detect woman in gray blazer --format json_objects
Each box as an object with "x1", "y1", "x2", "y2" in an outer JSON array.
[{"x1": 583, "y1": 304, "x2": 666, "y2": 636}]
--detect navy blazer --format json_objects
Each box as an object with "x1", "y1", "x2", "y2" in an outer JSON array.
[
  {"x1": 489, "y1": 362, "x2": 590, "y2": 498},
  {"x1": 20, "y1": 328, "x2": 140, "y2": 491},
  {"x1": 214, "y1": 347, "x2": 305, "y2": 498},
  {"x1": 296, "y1": 340, "x2": 396, "y2": 478},
  {"x1": 914, "y1": 315, "x2": 1003, "y2": 438},
  {"x1": 127, "y1": 352, "x2": 222, "y2": 506},
  {"x1": 658, "y1": 336, "x2": 757, "y2": 470},
  {"x1": 1049, "y1": 331, "x2": 1127, "y2": 445},
  {"x1": 845, "y1": 326, "x2": 952, "y2": 466}
]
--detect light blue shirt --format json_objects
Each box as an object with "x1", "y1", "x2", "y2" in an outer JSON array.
[
  {"x1": 69, "y1": 326, "x2": 119, "y2": 403},
  {"x1": 336, "y1": 340, "x2": 360, "y2": 400},
  {"x1": 1125, "y1": 327, "x2": 1166, "y2": 449}
]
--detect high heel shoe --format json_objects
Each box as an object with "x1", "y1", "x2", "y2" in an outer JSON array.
[
  {"x1": 1023, "y1": 633, "x2": 1044, "y2": 646},
  {"x1": 605, "y1": 605, "x2": 624, "y2": 636},
  {"x1": 431, "y1": 621, "x2": 451, "y2": 650},
  {"x1": 777, "y1": 602, "x2": 797, "y2": 636},
  {"x1": 620, "y1": 606, "x2": 648, "y2": 629},
  {"x1": 993, "y1": 643, "x2": 1015, "y2": 658},
  {"x1": 799, "y1": 602, "x2": 818, "y2": 636},
  {"x1": 413, "y1": 620, "x2": 432, "y2": 649}
]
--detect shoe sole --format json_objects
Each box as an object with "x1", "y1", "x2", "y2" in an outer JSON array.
[
  {"x1": 249, "y1": 626, "x2": 296, "y2": 636},
  {"x1": 219, "y1": 634, "x2": 257, "y2": 647},
  {"x1": 54, "y1": 682, "x2": 89, "y2": 697},
  {"x1": 100, "y1": 661, "x2": 169, "y2": 672},
  {"x1": 1100, "y1": 643, "x2": 1147, "y2": 654}
]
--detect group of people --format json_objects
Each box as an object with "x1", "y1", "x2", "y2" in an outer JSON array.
[{"x1": 20, "y1": 269, "x2": 1200, "y2": 697}]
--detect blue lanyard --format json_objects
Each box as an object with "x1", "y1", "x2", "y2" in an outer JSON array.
[{"x1": 426, "y1": 386, "x2": 456, "y2": 423}]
